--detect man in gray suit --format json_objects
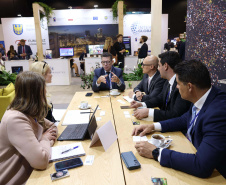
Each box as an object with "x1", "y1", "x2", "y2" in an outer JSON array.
[{"x1": 128, "y1": 55, "x2": 165, "y2": 102}]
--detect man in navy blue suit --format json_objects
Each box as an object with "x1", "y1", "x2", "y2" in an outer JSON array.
[
  {"x1": 138, "y1": 36, "x2": 148, "y2": 59},
  {"x1": 92, "y1": 52, "x2": 125, "y2": 92},
  {"x1": 132, "y1": 60, "x2": 226, "y2": 178},
  {"x1": 18, "y1": 39, "x2": 32, "y2": 60}
]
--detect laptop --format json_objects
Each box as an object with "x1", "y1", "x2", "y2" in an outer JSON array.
[{"x1": 57, "y1": 105, "x2": 98, "y2": 141}]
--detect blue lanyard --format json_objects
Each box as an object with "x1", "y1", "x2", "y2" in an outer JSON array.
[{"x1": 188, "y1": 111, "x2": 200, "y2": 129}]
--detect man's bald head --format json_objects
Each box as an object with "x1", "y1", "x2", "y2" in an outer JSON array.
[{"x1": 144, "y1": 55, "x2": 159, "y2": 68}]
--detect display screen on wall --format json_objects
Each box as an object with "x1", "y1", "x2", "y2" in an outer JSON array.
[
  {"x1": 88, "y1": 45, "x2": 104, "y2": 55},
  {"x1": 59, "y1": 47, "x2": 74, "y2": 57},
  {"x1": 48, "y1": 24, "x2": 118, "y2": 58},
  {"x1": 123, "y1": 36, "x2": 131, "y2": 55},
  {"x1": 186, "y1": 0, "x2": 226, "y2": 91}
]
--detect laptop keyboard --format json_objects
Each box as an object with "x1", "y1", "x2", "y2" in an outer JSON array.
[{"x1": 59, "y1": 124, "x2": 88, "y2": 140}]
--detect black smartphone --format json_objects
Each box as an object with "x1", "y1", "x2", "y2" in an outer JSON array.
[
  {"x1": 85, "y1": 93, "x2": 93, "y2": 97},
  {"x1": 55, "y1": 158, "x2": 83, "y2": 171}
]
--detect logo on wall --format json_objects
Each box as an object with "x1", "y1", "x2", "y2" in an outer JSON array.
[
  {"x1": 131, "y1": 22, "x2": 151, "y2": 34},
  {"x1": 104, "y1": 16, "x2": 108, "y2": 20},
  {"x1": 13, "y1": 24, "x2": 23, "y2": 35},
  {"x1": 53, "y1": 17, "x2": 56, "y2": 22},
  {"x1": 93, "y1": 17, "x2": 98, "y2": 20}
]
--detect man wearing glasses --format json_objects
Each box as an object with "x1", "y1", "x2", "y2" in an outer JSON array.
[
  {"x1": 130, "y1": 51, "x2": 190, "y2": 122},
  {"x1": 92, "y1": 52, "x2": 125, "y2": 92},
  {"x1": 128, "y1": 55, "x2": 165, "y2": 102}
]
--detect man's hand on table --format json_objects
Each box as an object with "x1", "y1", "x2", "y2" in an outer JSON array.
[
  {"x1": 133, "y1": 108, "x2": 149, "y2": 119},
  {"x1": 132, "y1": 124, "x2": 154, "y2": 136},
  {"x1": 135, "y1": 141, "x2": 157, "y2": 159},
  {"x1": 130, "y1": 100, "x2": 142, "y2": 108}
]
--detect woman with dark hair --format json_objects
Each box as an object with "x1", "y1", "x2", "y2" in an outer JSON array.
[
  {"x1": 0, "y1": 71, "x2": 58, "y2": 184},
  {"x1": 7, "y1": 45, "x2": 18, "y2": 60}
]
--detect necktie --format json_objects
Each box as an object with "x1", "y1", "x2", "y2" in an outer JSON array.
[
  {"x1": 106, "y1": 72, "x2": 111, "y2": 89},
  {"x1": 22, "y1": 46, "x2": 25, "y2": 59},
  {"x1": 165, "y1": 83, "x2": 171, "y2": 107},
  {"x1": 186, "y1": 105, "x2": 198, "y2": 142}
]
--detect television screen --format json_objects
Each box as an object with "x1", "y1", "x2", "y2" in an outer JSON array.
[
  {"x1": 12, "y1": 66, "x2": 23, "y2": 74},
  {"x1": 88, "y1": 45, "x2": 104, "y2": 55},
  {"x1": 59, "y1": 47, "x2": 74, "y2": 57},
  {"x1": 45, "y1": 49, "x2": 52, "y2": 59}
]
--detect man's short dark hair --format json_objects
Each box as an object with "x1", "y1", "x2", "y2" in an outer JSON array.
[
  {"x1": 116, "y1": 34, "x2": 123, "y2": 38},
  {"x1": 174, "y1": 59, "x2": 211, "y2": 89},
  {"x1": 158, "y1": 51, "x2": 181, "y2": 69},
  {"x1": 101, "y1": 52, "x2": 112, "y2": 61},
  {"x1": 141, "y1": 36, "x2": 148, "y2": 42}
]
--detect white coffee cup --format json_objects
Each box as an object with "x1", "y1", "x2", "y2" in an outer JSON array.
[
  {"x1": 150, "y1": 134, "x2": 165, "y2": 147},
  {"x1": 80, "y1": 101, "x2": 88, "y2": 109},
  {"x1": 110, "y1": 89, "x2": 119, "y2": 95}
]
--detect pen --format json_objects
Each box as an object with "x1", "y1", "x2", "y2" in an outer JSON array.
[
  {"x1": 61, "y1": 146, "x2": 79, "y2": 154},
  {"x1": 80, "y1": 112, "x2": 93, "y2": 114}
]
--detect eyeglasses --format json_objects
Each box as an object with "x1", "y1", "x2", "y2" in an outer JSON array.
[
  {"x1": 101, "y1": 61, "x2": 111, "y2": 64},
  {"x1": 42, "y1": 61, "x2": 48, "y2": 69},
  {"x1": 141, "y1": 62, "x2": 152, "y2": 66}
]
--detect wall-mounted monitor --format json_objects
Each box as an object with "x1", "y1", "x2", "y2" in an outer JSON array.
[
  {"x1": 12, "y1": 66, "x2": 23, "y2": 74},
  {"x1": 88, "y1": 45, "x2": 104, "y2": 55},
  {"x1": 59, "y1": 47, "x2": 74, "y2": 57}
]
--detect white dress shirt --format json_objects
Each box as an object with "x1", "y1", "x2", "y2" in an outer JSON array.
[
  {"x1": 141, "y1": 74, "x2": 176, "y2": 121},
  {"x1": 154, "y1": 86, "x2": 212, "y2": 162}
]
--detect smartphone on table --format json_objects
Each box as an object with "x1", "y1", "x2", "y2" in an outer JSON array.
[{"x1": 55, "y1": 158, "x2": 83, "y2": 171}]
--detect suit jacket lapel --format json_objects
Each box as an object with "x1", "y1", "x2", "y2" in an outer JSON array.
[
  {"x1": 148, "y1": 71, "x2": 159, "y2": 92},
  {"x1": 191, "y1": 87, "x2": 218, "y2": 137}
]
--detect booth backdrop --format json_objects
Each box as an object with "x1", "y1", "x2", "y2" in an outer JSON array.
[{"x1": 1, "y1": 17, "x2": 50, "y2": 57}]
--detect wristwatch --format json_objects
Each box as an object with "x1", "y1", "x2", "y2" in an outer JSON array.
[{"x1": 152, "y1": 148, "x2": 160, "y2": 161}]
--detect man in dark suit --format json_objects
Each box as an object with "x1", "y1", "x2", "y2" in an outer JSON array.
[
  {"x1": 164, "y1": 39, "x2": 174, "y2": 51},
  {"x1": 128, "y1": 55, "x2": 166, "y2": 102},
  {"x1": 175, "y1": 38, "x2": 183, "y2": 53},
  {"x1": 138, "y1": 36, "x2": 148, "y2": 59},
  {"x1": 18, "y1": 39, "x2": 32, "y2": 60},
  {"x1": 112, "y1": 34, "x2": 126, "y2": 69},
  {"x1": 132, "y1": 60, "x2": 226, "y2": 178},
  {"x1": 130, "y1": 51, "x2": 190, "y2": 122},
  {"x1": 92, "y1": 52, "x2": 125, "y2": 92}
]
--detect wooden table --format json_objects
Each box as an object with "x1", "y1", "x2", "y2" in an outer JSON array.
[
  {"x1": 27, "y1": 91, "x2": 125, "y2": 185},
  {"x1": 27, "y1": 90, "x2": 225, "y2": 185}
]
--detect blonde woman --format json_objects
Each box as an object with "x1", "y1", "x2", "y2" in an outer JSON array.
[
  {"x1": 0, "y1": 71, "x2": 58, "y2": 184},
  {"x1": 30, "y1": 61, "x2": 56, "y2": 122}
]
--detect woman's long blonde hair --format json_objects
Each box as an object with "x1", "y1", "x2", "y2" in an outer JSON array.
[
  {"x1": 30, "y1": 61, "x2": 52, "y2": 108},
  {"x1": 9, "y1": 71, "x2": 48, "y2": 126}
]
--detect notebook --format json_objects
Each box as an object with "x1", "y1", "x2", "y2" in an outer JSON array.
[
  {"x1": 49, "y1": 142, "x2": 85, "y2": 162},
  {"x1": 62, "y1": 110, "x2": 90, "y2": 125}
]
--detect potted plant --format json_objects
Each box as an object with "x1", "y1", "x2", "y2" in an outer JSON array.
[
  {"x1": 0, "y1": 71, "x2": 17, "y2": 88},
  {"x1": 34, "y1": 2, "x2": 54, "y2": 25},
  {"x1": 111, "y1": 0, "x2": 127, "y2": 20},
  {"x1": 80, "y1": 72, "x2": 95, "y2": 89}
]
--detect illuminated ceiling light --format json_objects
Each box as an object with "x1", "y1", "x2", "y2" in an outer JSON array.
[
  {"x1": 168, "y1": 28, "x2": 170, "y2": 29},
  {"x1": 68, "y1": 6, "x2": 72, "y2": 9},
  {"x1": 132, "y1": 12, "x2": 136, "y2": 14},
  {"x1": 94, "y1": 5, "x2": 98, "y2": 8},
  {"x1": 17, "y1": 14, "x2": 22, "y2": 17}
]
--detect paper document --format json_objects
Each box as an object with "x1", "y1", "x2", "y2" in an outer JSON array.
[
  {"x1": 117, "y1": 99, "x2": 126, "y2": 104},
  {"x1": 50, "y1": 142, "x2": 85, "y2": 162},
  {"x1": 123, "y1": 96, "x2": 134, "y2": 103},
  {"x1": 62, "y1": 110, "x2": 90, "y2": 125},
  {"x1": 133, "y1": 136, "x2": 148, "y2": 142},
  {"x1": 52, "y1": 109, "x2": 67, "y2": 121},
  {"x1": 84, "y1": 155, "x2": 95, "y2": 165}
]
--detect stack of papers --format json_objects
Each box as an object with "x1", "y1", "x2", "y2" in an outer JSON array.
[
  {"x1": 62, "y1": 110, "x2": 90, "y2": 125},
  {"x1": 123, "y1": 96, "x2": 134, "y2": 103},
  {"x1": 52, "y1": 109, "x2": 67, "y2": 122}
]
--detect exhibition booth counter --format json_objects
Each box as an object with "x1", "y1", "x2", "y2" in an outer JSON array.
[
  {"x1": 84, "y1": 56, "x2": 138, "y2": 74},
  {"x1": 5, "y1": 59, "x2": 71, "y2": 86}
]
